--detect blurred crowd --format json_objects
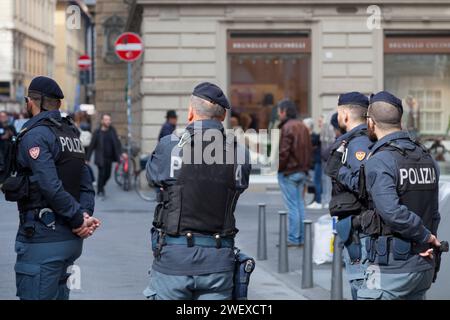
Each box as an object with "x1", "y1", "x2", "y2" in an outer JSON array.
[
  {"x1": 1, "y1": 104, "x2": 341, "y2": 209},
  {"x1": 0, "y1": 110, "x2": 94, "y2": 184}
]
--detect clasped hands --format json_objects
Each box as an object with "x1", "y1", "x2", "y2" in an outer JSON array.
[{"x1": 72, "y1": 213, "x2": 101, "y2": 239}]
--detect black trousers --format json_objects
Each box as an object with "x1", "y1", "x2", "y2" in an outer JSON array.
[{"x1": 97, "y1": 159, "x2": 113, "y2": 194}]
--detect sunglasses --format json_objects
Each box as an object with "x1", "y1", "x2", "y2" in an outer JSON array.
[{"x1": 24, "y1": 97, "x2": 30, "y2": 104}]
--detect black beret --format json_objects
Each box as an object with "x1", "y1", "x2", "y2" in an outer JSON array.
[
  {"x1": 330, "y1": 112, "x2": 339, "y2": 130},
  {"x1": 192, "y1": 82, "x2": 230, "y2": 109},
  {"x1": 369, "y1": 91, "x2": 403, "y2": 113},
  {"x1": 28, "y1": 76, "x2": 64, "y2": 99},
  {"x1": 338, "y1": 92, "x2": 369, "y2": 108}
]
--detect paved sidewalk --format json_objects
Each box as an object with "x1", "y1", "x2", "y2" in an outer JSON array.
[{"x1": 1, "y1": 174, "x2": 449, "y2": 299}]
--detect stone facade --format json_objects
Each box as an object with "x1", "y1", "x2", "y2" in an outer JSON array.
[
  {"x1": 116, "y1": 0, "x2": 450, "y2": 153},
  {"x1": 54, "y1": 0, "x2": 93, "y2": 112},
  {"x1": 94, "y1": 0, "x2": 130, "y2": 140}
]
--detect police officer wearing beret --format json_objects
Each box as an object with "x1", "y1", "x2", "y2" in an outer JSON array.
[
  {"x1": 324, "y1": 92, "x2": 371, "y2": 300},
  {"x1": 1, "y1": 76, "x2": 100, "y2": 300},
  {"x1": 144, "y1": 82, "x2": 252, "y2": 300},
  {"x1": 357, "y1": 91, "x2": 441, "y2": 300}
]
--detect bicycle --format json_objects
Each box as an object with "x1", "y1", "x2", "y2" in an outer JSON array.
[
  {"x1": 134, "y1": 154, "x2": 157, "y2": 202},
  {"x1": 114, "y1": 152, "x2": 135, "y2": 191},
  {"x1": 114, "y1": 147, "x2": 156, "y2": 201},
  {"x1": 304, "y1": 174, "x2": 316, "y2": 206}
]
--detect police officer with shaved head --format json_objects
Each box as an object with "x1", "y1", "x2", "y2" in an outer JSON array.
[
  {"x1": 1, "y1": 76, "x2": 100, "y2": 300},
  {"x1": 144, "y1": 82, "x2": 252, "y2": 300},
  {"x1": 324, "y1": 92, "x2": 371, "y2": 299},
  {"x1": 357, "y1": 91, "x2": 441, "y2": 300}
]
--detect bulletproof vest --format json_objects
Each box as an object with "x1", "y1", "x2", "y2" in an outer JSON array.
[
  {"x1": 157, "y1": 129, "x2": 240, "y2": 237},
  {"x1": 16, "y1": 117, "x2": 85, "y2": 212},
  {"x1": 328, "y1": 128, "x2": 368, "y2": 218},
  {"x1": 373, "y1": 139, "x2": 438, "y2": 234}
]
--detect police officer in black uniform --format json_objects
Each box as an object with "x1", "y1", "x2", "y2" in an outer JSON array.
[
  {"x1": 1, "y1": 76, "x2": 100, "y2": 300},
  {"x1": 357, "y1": 91, "x2": 441, "y2": 300},
  {"x1": 143, "y1": 82, "x2": 252, "y2": 300},
  {"x1": 325, "y1": 92, "x2": 371, "y2": 300}
]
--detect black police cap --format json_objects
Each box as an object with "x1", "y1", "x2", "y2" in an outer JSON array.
[
  {"x1": 28, "y1": 76, "x2": 64, "y2": 99},
  {"x1": 192, "y1": 82, "x2": 230, "y2": 109},
  {"x1": 338, "y1": 92, "x2": 369, "y2": 108},
  {"x1": 370, "y1": 91, "x2": 403, "y2": 114},
  {"x1": 330, "y1": 112, "x2": 339, "y2": 130},
  {"x1": 166, "y1": 110, "x2": 177, "y2": 119}
]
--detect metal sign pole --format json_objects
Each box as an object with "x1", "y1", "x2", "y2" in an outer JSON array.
[{"x1": 127, "y1": 62, "x2": 132, "y2": 168}]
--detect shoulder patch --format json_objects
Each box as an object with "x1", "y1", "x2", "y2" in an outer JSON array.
[
  {"x1": 355, "y1": 151, "x2": 366, "y2": 161},
  {"x1": 29, "y1": 147, "x2": 40, "y2": 160}
]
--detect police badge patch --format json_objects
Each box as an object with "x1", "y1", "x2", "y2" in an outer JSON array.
[
  {"x1": 355, "y1": 151, "x2": 366, "y2": 161},
  {"x1": 29, "y1": 147, "x2": 40, "y2": 159}
]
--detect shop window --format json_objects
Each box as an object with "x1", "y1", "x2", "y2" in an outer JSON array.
[
  {"x1": 384, "y1": 36, "x2": 450, "y2": 136},
  {"x1": 228, "y1": 32, "x2": 311, "y2": 131}
]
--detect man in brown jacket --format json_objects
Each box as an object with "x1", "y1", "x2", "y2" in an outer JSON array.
[{"x1": 277, "y1": 99, "x2": 312, "y2": 246}]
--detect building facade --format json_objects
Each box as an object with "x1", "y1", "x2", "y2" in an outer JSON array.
[
  {"x1": 94, "y1": 0, "x2": 131, "y2": 140},
  {"x1": 0, "y1": 0, "x2": 56, "y2": 112},
  {"x1": 54, "y1": 0, "x2": 95, "y2": 112},
  {"x1": 118, "y1": 0, "x2": 450, "y2": 154}
]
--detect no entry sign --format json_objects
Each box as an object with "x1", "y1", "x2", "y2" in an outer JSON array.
[
  {"x1": 78, "y1": 55, "x2": 91, "y2": 70},
  {"x1": 114, "y1": 32, "x2": 144, "y2": 62}
]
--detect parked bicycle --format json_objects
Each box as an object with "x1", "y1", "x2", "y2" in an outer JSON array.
[
  {"x1": 114, "y1": 152, "x2": 135, "y2": 191},
  {"x1": 135, "y1": 154, "x2": 157, "y2": 202},
  {"x1": 114, "y1": 145, "x2": 156, "y2": 201}
]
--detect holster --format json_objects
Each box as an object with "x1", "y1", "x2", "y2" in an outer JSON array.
[
  {"x1": 336, "y1": 216, "x2": 361, "y2": 262},
  {"x1": 150, "y1": 227, "x2": 165, "y2": 260},
  {"x1": 153, "y1": 203, "x2": 164, "y2": 228},
  {"x1": 360, "y1": 210, "x2": 382, "y2": 236},
  {"x1": 329, "y1": 192, "x2": 362, "y2": 217},
  {"x1": 232, "y1": 251, "x2": 255, "y2": 300}
]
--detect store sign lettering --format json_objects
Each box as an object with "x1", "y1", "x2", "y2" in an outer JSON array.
[
  {"x1": 385, "y1": 38, "x2": 450, "y2": 53},
  {"x1": 228, "y1": 38, "x2": 311, "y2": 53},
  {"x1": 232, "y1": 41, "x2": 306, "y2": 49}
]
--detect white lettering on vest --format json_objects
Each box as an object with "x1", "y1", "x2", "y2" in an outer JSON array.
[
  {"x1": 59, "y1": 137, "x2": 67, "y2": 152},
  {"x1": 409, "y1": 168, "x2": 417, "y2": 184},
  {"x1": 399, "y1": 167, "x2": 436, "y2": 185},
  {"x1": 66, "y1": 138, "x2": 74, "y2": 152},
  {"x1": 59, "y1": 137, "x2": 84, "y2": 153},
  {"x1": 400, "y1": 168, "x2": 408, "y2": 185},
  {"x1": 170, "y1": 156, "x2": 182, "y2": 178},
  {"x1": 417, "y1": 168, "x2": 424, "y2": 184}
]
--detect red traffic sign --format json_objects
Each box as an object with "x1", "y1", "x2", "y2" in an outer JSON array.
[
  {"x1": 115, "y1": 32, "x2": 144, "y2": 62},
  {"x1": 78, "y1": 55, "x2": 91, "y2": 70}
]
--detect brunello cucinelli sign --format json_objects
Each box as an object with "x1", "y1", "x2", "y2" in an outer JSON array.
[
  {"x1": 227, "y1": 37, "x2": 311, "y2": 53},
  {"x1": 384, "y1": 37, "x2": 450, "y2": 53}
]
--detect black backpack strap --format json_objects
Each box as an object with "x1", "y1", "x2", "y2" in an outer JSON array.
[
  {"x1": 343, "y1": 127, "x2": 367, "y2": 144},
  {"x1": 62, "y1": 116, "x2": 82, "y2": 137},
  {"x1": 10, "y1": 118, "x2": 60, "y2": 174},
  {"x1": 412, "y1": 139, "x2": 431, "y2": 154},
  {"x1": 381, "y1": 141, "x2": 407, "y2": 156},
  {"x1": 17, "y1": 117, "x2": 59, "y2": 141}
]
